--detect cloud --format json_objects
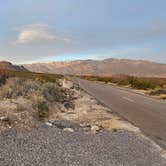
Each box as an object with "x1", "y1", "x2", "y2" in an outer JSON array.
[
  {"x1": 4, "y1": 21, "x2": 166, "y2": 64},
  {"x1": 16, "y1": 24, "x2": 71, "y2": 44}
]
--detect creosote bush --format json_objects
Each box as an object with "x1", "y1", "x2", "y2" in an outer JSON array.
[
  {"x1": 41, "y1": 82, "x2": 70, "y2": 103},
  {"x1": 0, "y1": 77, "x2": 74, "y2": 119},
  {"x1": 129, "y1": 77, "x2": 156, "y2": 90},
  {"x1": 0, "y1": 74, "x2": 8, "y2": 86},
  {"x1": 30, "y1": 93, "x2": 49, "y2": 119}
]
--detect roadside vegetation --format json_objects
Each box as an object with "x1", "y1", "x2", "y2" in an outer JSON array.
[
  {"x1": 0, "y1": 69, "x2": 126, "y2": 135},
  {"x1": 78, "y1": 75, "x2": 166, "y2": 99},
  {"x1": 0, "y1": 70, "x2": 75, "y2": 131},
  {"x1": 0, "y1": 70, "x2": 63, "y2": 84}
]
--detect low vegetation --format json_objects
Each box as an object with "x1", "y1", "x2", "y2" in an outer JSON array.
[
  {"x1": 0, "y1": 77, "x2": 74, "y2": 118},
  {"x1": 78, "y1": 75, "x2": 166, "y2": 97},
  {"x1": 0, "y1": 69, "x2": 63, "y2": 84},
  {"x1": 0, "y1": 73, "x2": 8, "y2": 86},
  {"x1": 0, "y1": 70, "x2": 75, "y2": 131}
]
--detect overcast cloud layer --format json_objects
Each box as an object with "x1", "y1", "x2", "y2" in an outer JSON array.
[{"x1": 0, "y1": 0, "x2": 166, "y2": 64}]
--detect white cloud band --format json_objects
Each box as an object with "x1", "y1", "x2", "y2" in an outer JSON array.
[{"x1": 16, "y1": 24, "x2": 71, "y2": 44}]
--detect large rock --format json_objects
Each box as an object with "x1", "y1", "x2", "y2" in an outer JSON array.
[{"x1": 60, "y1": 79, "x2": 74, "y2": 89}]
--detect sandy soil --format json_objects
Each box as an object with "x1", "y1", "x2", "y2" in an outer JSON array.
[{"x1": 56, "y1": 88, "x2": 139, "y2": 133}]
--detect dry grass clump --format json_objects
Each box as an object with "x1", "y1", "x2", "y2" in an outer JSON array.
[
  {"x1": 0, "y1": 77, "x2": 73, "y2": 103},
  {"x1": 0, "y1": 69, "x2": 63, "y2": 83},
  {"x1": 160, "y1": 95, "x2": 166, "y2": 100},
  {"x1": 149, "y1": 88, "x2": 166, "y2": 96},
  {"x1": 30, "y1": 93, "x2": 49, "y2": 119},
  {"x1": 0, "y1": 77, "x2": 40, "y2": 99},
  {"x1": 0, "y1": 77, "x2": 75, "y2": 127}
]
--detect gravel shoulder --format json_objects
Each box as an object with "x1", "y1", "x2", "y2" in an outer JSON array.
[{"x1": 0, "y1": 125, "x2": 166, "y2": 166}]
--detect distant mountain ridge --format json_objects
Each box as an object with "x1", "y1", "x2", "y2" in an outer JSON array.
[
  {"x1": 0, "y1": 61, "x2": 27, "y2": 71},
  {"x1": 24, "y1": 58, "x2": 166, "y2": 77}
]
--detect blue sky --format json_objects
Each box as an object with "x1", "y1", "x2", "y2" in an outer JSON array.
[{"x1": 0, "y1": 0, "x2": 166, "y2": 64}]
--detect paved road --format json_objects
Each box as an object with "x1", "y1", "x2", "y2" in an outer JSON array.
[{"x1": 74, "y1": 78, "x2": 166, "y2": 149}]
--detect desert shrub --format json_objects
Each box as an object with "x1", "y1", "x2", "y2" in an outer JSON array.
[
  {"x1": 0, "y1": 77, "x2": 73, "y2": 102},
  {"x1": 112, "y1": 128, "x2": 118, "y2": 132},
  {"x1": 129, "y1": 77, "x2": 156, "y2": 90},
  {"x1": 0, "y1": 77, "x2": 41, "y2": 99},
  {"x1": 94, "y1": 77, "x2": 112, "y2": 83},
  {"x1": 0, "y1": 73, "x2": 8, "y2": 86},
  {"x1": 40, "y1": 82, "x2": 67, "y2": 103},
  {"x1": 0, "y1": 77, "x2": 75, "y2": 118},
  {"x1": 0, "y1": 69, "x2": 63, "y2": 85},
  {"x1": 30, "y1": 93, "x2": 49, "y2": 119},
  {"x1": 149, "y1": 88, "x2": 166, "y2": 95},
  {"x1": 64, "y1": 102, "x2": 75, "y2": 110},
  {"x1": 111, "y1": 75, "x2": 131, "y2": 85},
  {"x1": 80, "y1": 75, "x2": 131, "y2": 85}
]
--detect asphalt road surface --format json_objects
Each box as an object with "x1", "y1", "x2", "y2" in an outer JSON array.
[{"x1": 74, "y1": 78, "x2": 166, "y2": 149}]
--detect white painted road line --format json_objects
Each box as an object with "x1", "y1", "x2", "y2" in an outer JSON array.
[{"x1": 122, "y1": 97, "x2": 135, "y2": 103}]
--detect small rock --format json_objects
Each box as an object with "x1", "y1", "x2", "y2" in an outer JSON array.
[
  {"x1": 0, "y1": 116, "x2": 8, "y2": 121},
  {"x1": 62, "y1": 79, "x2": 74, "y2": 89},
  {"x1": 63, "y1": 128, "x2": 74, "y2": 132},
  {"x1": 48, "y1": 119, "x2": 55, "y2": 124},
  {"x1": 0, "y1": 116, "x2": 13, "y2": 125},
  {"x1": 91, "y1": 125, "x2": 101, "y2": 134},
  {"x1": 80, "y1": 123, "x2": 91, "y2": 131},
  {"x1": 45, "y1": 122, "x2": 53, "y2": 127}
]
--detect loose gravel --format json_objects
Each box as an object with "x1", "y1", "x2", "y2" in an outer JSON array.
[{"x1": 0, "y1": 124, "x2": 166, "y2": 166}]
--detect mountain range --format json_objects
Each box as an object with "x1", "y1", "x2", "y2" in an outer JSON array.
[
  {"x1": 0, "y1": 61, "x2": 27, "y2": 71},
  {"x1": 23, "y1": 58, "x2": 166, "y2": 77}
]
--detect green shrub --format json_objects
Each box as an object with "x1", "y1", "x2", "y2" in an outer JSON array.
[
  {"x1": 30, "y1": 93, "x2": 49, "y2": 119},
  {"x1": 0, "y1": 74, "x2": 8, "y2": 86},
  {"x1": 129, "y1": 77, "x2": 156, "y2": 90}
]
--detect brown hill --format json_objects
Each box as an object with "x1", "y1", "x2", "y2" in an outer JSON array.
[
  {"x1": 24, "y1": 58, "x2": 166, "y2": 77},
  {"x1": 0, "y1": 61, "x2": 28, "y2": 71}
]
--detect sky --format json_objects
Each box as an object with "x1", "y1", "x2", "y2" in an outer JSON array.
[{"x1": 0, "y1": 0, "x2": 166, "y2": 64}]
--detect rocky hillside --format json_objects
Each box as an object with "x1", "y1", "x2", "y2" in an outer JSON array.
[
  {"x1": 0, "y1": 61, "x2": 27, "y2": 71},
  {"x1": 24, "y1": 59, "x2": 166, "y2": 77}
]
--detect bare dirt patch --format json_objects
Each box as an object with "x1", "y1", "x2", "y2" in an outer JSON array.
[
  {"x1": 51, "y1": 80, "x2": 139, "y2": 134},
  {"x1": 0, "y1": 98, "x2": 37, "y2": 132}
]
